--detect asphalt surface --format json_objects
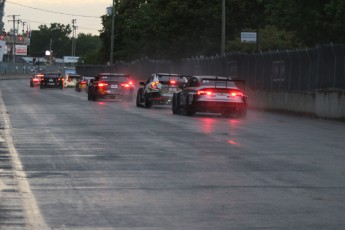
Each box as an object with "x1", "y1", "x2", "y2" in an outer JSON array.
[{"x1": 1, "y1": 77, "x2": 345, "y2": 229}]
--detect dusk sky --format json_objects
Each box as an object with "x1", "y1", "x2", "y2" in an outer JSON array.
[{"x1": 4, "y1": 0, "x2": 111, "y2": 35}]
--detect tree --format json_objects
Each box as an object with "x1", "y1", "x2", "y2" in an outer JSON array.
[
  {"x1": 76, "y1": 33, "x2": 102, "y2": 64},
  {"x1": 30, "y1": 23, "x2": 72, "y2": 58}
]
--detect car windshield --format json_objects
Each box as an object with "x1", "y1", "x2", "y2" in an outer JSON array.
[{"x1": 201, "y1": 79, "x2": 237, "y2": 87}]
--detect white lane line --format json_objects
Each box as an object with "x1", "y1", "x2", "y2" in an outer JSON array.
[{"x1": 0, "y1": 90, "x2": 49, "y2": 229}]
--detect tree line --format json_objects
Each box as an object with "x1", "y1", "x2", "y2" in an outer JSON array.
[{"x1": 29, "y1": 0, "x2": 345, "y2": 64}]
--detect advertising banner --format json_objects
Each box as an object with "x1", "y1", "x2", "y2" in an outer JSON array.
[{"x1": 15, "y1": 45, "x2": 28, "y2": 55}]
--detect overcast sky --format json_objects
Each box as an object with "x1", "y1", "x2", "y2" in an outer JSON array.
[{"x1": 4, "y1": 0, "x2": 111, "y2": 35}]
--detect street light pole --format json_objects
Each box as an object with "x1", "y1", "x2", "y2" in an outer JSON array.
[
  {"x1": 109, "y1": 0, "x2": 115, "y2": 65},
  {"x1": 221, "y1": 0, "x2": 225, "y2": 55}
]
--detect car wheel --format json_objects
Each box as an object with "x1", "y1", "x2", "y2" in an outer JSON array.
[
  {"x1": 30, "y1": 81, "x2": 33, "y2": 87},
  {"x1": 87, "y1": 92, "x2": 91, "y2": 101},
  {"x1": 185, "y1": 95, "x2": 195, "y2": 116},
  {"x1": 144, "y1": 93, "x2": 152, "y2": 108},
  {"x1": 136, "y1": 89, "x2": 143, "y2": 107},
  {"x1": 172, "y1": 93, "x2": 180, "y2": 114},
  {"x1": 92, "y1": 93, "x2": 97, "y2": 101}
]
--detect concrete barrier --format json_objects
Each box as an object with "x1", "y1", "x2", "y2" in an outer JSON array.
[{"x1": 247, "y1": 90, "x2": 345, "y2": 120}]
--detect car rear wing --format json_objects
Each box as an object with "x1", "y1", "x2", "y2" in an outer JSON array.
[{"x1": 202, "y1": 76, "x2": 245, "y2": 89}]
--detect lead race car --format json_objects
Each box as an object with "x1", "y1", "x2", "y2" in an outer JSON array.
[
  {"x1": 136, "y1": 73, "x2": 188, "y2": 108},
  {"x1": 172, "y1": 76, "x2": 248, "y2": 117}
]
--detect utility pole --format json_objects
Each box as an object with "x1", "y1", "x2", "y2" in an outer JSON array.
[
  {"x1": 8, "y1": 14, "x2": 20, "y2": 63},
  {"x1": 71, "y1": 19, "x2": 77, "y2": 56},
  {"x1": 22, "y1": 21, "x2": 26, "y2": 35},
  {"x1": 221, "y1": 0, "x2": 225, "y2": 55},
  {"x1": 109, "y1": 0, "x2": 115, "y2": 65}
]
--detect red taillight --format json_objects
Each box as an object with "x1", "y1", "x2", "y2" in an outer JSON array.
[
  {"x1": 121, "y1": 83, "x2": 130, "y2": 88},
  {"x1": 80, "y1": 81, "x2": 87, "y2": 84},
  {"x1": 98, "y1": 82, "x2": 108, "y2": 87},
  {"x1": 128, "y1": 81, "x2": 133, "y2": 85},
  {"x1": 197, "y1": 90, "x2": 213, "y2": 96},
  {"x1": 33, "y1": 79, "x2": 39, "y2": 82},
  {"x1": 230, "y1": 91, "x2": 244, "y2": 97},
  {"x1": 170, "y1": 80, "x2": 176, "y2": 84}
]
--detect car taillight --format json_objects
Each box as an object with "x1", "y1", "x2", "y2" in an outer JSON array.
[
  {"x1": 80, "y1": 81, "x2": 87, "y2": 84},
  {"x1": 98, "y1": 82, "x2": 108, "y2": 87},
  {"x1": 33, "y1": 79, "x2": 39, "y2": 82},
  {"x1": 151, "y1": 81, "x2": 159, "y2": 89},
  {"x1": 197, "y1": 90, "x2": 213, "y2": 96},
  {"x1": 170, "y1": 80, "x2": 176, "y2": 85},
  {"x1": 229, "y1": 91, "x2": 244, "y2": 97},
  {"x1": 121, "y1": 83, "x2": 130, "y2": 88}
]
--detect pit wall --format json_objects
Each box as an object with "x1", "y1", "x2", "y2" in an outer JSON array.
[{"x1": 247, "y1": 90, "x2": 345, "y2": 120}]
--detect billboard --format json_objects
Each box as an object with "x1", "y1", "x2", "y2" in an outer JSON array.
[
  {"x1": 63, "y1": 56, "x2": 80, "y2": 63},
  {"x1": 15, "y1": 45, "x2": 27, "y2": 55},
  {"x1": 241, "y1": 32, "x2": 257, "y2": 43}
]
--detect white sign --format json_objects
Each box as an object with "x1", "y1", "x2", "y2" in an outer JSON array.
[
  {"x1": 241, "y1": 32, "x2": 257, "y2": 43},
  {"x1": 64, "y1": 56, "x2": 80, "y2": 63},
  {"x1": 15, "y1": 45, "x2": 27, "y2": 55}
]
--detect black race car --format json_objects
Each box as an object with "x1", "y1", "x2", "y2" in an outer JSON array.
[
  {"x1": 40, "y1": 73, "x2": 64, "y2": 89},
  {"x1": 87, "y1": 73, "x2": 134, "y2": 101},
  {"x1": 136, "y1": 73, "x2": 188, "y2": 108}
]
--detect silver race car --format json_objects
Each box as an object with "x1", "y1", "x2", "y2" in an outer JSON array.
[{"x1": 172, "y1": 76, "x2": 247, "y2": 117}]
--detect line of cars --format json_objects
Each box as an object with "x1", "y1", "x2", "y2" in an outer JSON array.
[
  {"x1": 136, "y1": 73, "x2": 248, "y2": 118},
  {"x1": 30, "y1": 71, "x2": 248, "y2": 118}
]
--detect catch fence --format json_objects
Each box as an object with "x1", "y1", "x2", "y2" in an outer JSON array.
[{"x1": 76, "y1": 44, "x2": 345, "y2": 92}]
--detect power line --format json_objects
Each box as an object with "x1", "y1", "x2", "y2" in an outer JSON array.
[
  {"x1": 20, "y1": 18, "x2": 100, "y2": 32},
  {"x1": 6, "y1": 0, "x2": 101, "y2": 18}
]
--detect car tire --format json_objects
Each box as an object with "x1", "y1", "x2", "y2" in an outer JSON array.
[
  {"x1": 30, "y1": 81, "x2": 33, "y2": 87},
  {"x1": 136, "y1": 89, "x2": 144, "y2": 107},
  {"x1": 185, "y1": 95, "x2": 195, "y2": 116},
  {"x1": 172, "y1": 93, "x2": 180, "y2": 114},
  {"x1": 92, "y1": 93, "x2": 97, "y2": 101},
  {"x1": 87, "y1": 92, "x2": 91, "y2": 101},
  {"x1": 144, "y1": 93, "x2": 152, "y2": 108}
]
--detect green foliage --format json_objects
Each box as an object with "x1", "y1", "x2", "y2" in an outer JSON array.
[
  {"x1": 30, "y1": 23, "x2": 71, "y2": 58},
  {"x1": 76, "y1": 33, "x2": 102, "y2": 64},
  {"x1": 96, "y1": 0, "x2": 345, "y2": 61},
  {"x1": 228, "y1": 26, "x2": 301, "y2": 52}
]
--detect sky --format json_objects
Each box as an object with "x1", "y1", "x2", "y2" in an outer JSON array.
[{"x1": 4, "y1": 0, "x2": 112, "y2": 35}]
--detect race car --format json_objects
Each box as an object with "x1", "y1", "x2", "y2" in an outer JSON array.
[
  {"x1": 136, "y1": 73, "x2": 188, "y2": 108},
  {"x1": 87, "y1": 73, "x2": 134, "y2": 101},
  {"x1": 64, "y1": 74, "x2": 81, "y2": 88},
  {"x1": 172, "y1": 76, "x2": 247, "y2": 117},
  {"x1": 40, "y1": 73, "x2": 64, "y2": 89},
  {"x1": 30, "y1": 73, "x2": 44, "y2": 87},
  {"x1": 75, "y1": 76, "x2": 94, "y2": 92}
]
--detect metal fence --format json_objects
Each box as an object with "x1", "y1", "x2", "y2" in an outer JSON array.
[{"x1": 76, "y1": 44, "x2": 345, "y2": 92}]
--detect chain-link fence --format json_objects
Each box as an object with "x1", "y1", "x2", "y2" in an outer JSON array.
[{"x1": 76, "y1": 44, "x2": 345, "y2": 92}]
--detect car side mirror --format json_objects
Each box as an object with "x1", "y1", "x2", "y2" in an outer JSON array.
[{"x1": 139, "y1": 81, "x2": 145, "y2": 86}]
